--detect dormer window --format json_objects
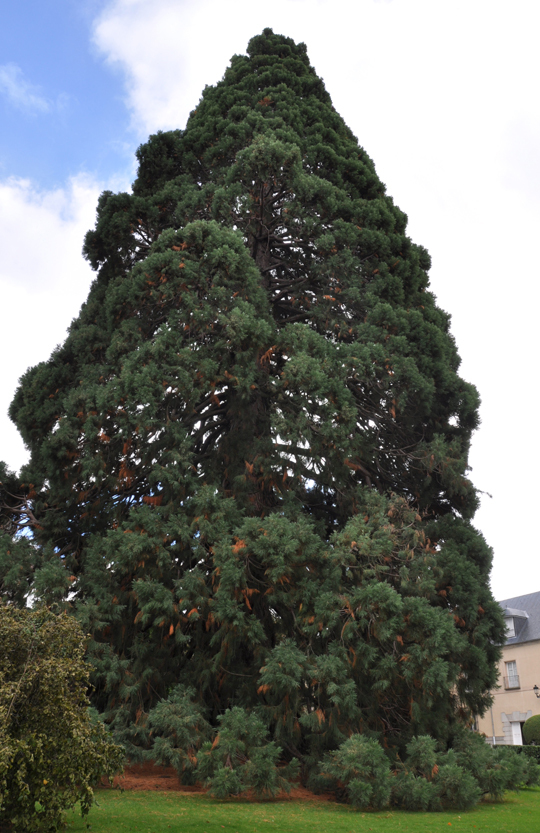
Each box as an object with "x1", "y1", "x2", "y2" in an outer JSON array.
[{"x1": 501, "y1": 607, "x2": 528, "y2": 641}]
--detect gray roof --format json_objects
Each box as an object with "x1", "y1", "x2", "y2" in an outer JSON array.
[{"x1": 498, "y1": 591, "x2": 540, "y2": 645}]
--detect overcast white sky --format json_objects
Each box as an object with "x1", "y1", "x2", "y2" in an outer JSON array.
[{"x1": 1, "y1": 0, "x2": 538, "y2": 601}]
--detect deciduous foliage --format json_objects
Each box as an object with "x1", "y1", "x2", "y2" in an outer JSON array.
[
  {"x1": 0, "y1": 606, "x2": 124, "y2": 833},
  {"x1": 3, "y1": 29, "x2": 504, "y2": 770}
]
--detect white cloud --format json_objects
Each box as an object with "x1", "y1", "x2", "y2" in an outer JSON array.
[
  {"x1": 0, "y1": 64, "x2": 51, "y2": 114},
  {"x1": 502, "y1": 115, "x2": 540, "y2": 207},
  {"x1": 0, "y1": 175, "x2": 104, "y2": 472},
  {"x1": 92, "y1": 0, "x2": 198, "y2": 135},
  {"x1": 92, "y1": 0, "x2": 383, "y2": 136},
  {"x1": 0, "y1": 175, "x2": 99, "y2": 291}
]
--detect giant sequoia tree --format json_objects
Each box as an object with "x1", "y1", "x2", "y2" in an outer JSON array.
[{"x1": 2, "y1": 30, "x2": 504, "y2": 765}]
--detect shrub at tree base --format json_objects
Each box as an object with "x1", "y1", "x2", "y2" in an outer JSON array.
[
  {"x1": 142, "y1": 695, "x2": 539, "y2": 809},
  {"x1": 313, "y1": 735, "x2": 392, "y2": 810},
  {"x1": 391, "y1": 735, "x2": 445, "y2": 811},
  {"x1": 523, "y1": 715, "x2": 540, "y2": 745},
  {"x1": 147, "y1": 684, "x2": 210, "y2": 784},
  {"x1": 0, "y1": 606, "x2": 124, "y2": 833},
  {"x1": 519, "y1": 745, "x2": 540, "y2": 763},
  {"x1": 313, "y1": 732, "x2": 539, "y2": 811},
  {"x1": 196, "y1": 707, "x2": 299, "y2": 798},
  {"x1": 454, "y1": 732, "x2": 539, "y2": 798}
]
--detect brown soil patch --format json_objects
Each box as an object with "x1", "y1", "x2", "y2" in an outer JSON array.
[
  {"x1": 105, "y1": 761, "x2": 204, "y2": 793},
  {"x1": 287, "y1": 786, "x2": 334, "y2": 802},
  {"x1": 103, "y1": 761, "x2": 333, "y2": 802}
]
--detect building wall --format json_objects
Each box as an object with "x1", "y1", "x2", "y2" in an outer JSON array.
[{"x1": 477, "y1": 639, "x2": 540, "y2": 744}]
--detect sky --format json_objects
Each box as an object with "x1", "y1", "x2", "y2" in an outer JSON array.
[{"x1": 1, "y1": 0, "x2": 538, "y2": 601}]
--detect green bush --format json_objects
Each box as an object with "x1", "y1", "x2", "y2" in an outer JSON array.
[
  {"x1": 391, "y1": 736, "x2": 442, "y2": 811},
  {"x1": 518, "y1": 748, "x2": 540, "y2": 785},
  {"x1": 391, "y1": 735, "x2": 480, "y2": 811},
  {"x1": 435, "y1": 752, "x2": 482, "y2": 810},
  {"x1": 523, "y1": 714, "x2": 540, "y2": 745},
  {"x1": 451, "y1": 733, "x2": 539, "y2": 798},
  {"x1": 147, "y1": 685, "x2": 210, "y2": 783},
  {"x1": 391, "y1": 770, "x2": 440, "y2": 811},
  {"x1": 390, "y1": 733, "x2": 540, "y2": 810},
  {"x1": 453, "y1": 732, "x2": 513, "y2": 799},
  {"x1": 0, "y1": 605, "x2": 124, "y2": 833},
  {"x1": 315, "y1": 735, "x2": 392, "y2": 810},
  {"x1": 518, "y1": 744, "x2": 540, "y2": 763},
  {"x1": 196, "y1": 707, "x2": 298, "y2": 798},
  {"x1": 309, "y1": 732, "x2": 540, "y2": 812},
  {"x1": 494, "y1": 744, "x2": 539, "y2": 790}
]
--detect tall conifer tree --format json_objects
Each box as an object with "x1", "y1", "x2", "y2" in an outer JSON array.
[{"x1": 2, "y1": 30, "x2": 503, "y2": 762}]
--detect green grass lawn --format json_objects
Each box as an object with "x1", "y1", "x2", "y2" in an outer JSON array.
[{"x1": 64, "y1": 787, "x2": 540, "y2": 833}]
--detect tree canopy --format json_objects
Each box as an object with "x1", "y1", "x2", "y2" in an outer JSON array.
[{"x1": 2, "y1": 29, "x2": 504, "y2": 768}]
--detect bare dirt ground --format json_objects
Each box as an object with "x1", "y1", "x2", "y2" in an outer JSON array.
[
  {"x1": 104, "y1": 761, "x2": 332, "y2": 801},
  {"x1": 105, "y1": 762, "x2": 202, "y2": 792}
]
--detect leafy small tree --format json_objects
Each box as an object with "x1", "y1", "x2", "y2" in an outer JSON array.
[{"x1": 0, "y1": 605, "x2": 124, "y2": 833}]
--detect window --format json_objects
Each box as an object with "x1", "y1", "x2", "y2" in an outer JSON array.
[
  {"x1": 505, "y1": 660, "x2": 519, "y2": 689},
  {"x1": 506, "y1": 618, "x2": 515, "y2": 638}
]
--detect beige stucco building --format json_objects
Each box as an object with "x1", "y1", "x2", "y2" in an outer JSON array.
[{"x1": 476, "y1": 591, "x2": 540, "y2": 745}]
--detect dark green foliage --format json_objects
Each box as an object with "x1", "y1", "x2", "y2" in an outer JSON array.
[
  {"x1": 0, "y1": 606, "x2": 124, "y2": 833},
  {"x1": 393, "y1": 734, "x2": 483, "y2": 811},
  {"x1": 4, "y1": 29, "x2": 505, "y2": 777},
  {"x1": 392, "y1": 735, "x2": 442, "y2": 811},
  {"x1": 453, "y1": 732, "x2": 510, "y2": 799},
  {"x1": 147, "y1": 685, "x2": 210, "y2": 783},
  {"x1": 518, "y1": 744, "x2": 540, "y2": 763},
  {"x1": 523, "y1": 715, "x2": 540, "y2": 745},
  {"x1": 452, "y1": 732, "x2": 539, "y2": 798},
  {"x1": 313, "y1": 732, "x2": 523, "y2": 812},
  {"x1": 391, "y1": 733, "x2": 538, "y2": 811},
  {"x1": 312, "y1": 732, "x2": 538, "y2": 811},
  {"x1": 491, "y1": 745, "x2": 540, "y2": 791},
  {"x1": 0, "y1": 463, "x2": 38, "y2": 607},
  {"x1": 197, "y1": 707, "x2": 298, "y2": 798},
  {"x1": 434, "y1": 754, "x2": 481, "y2": 811},
  {"x1": 314, "y1": 734, "x2": 392, "y2": 810},
  {"x1": 392, "y1": 770, "x2": 440, "y2": 812}
]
